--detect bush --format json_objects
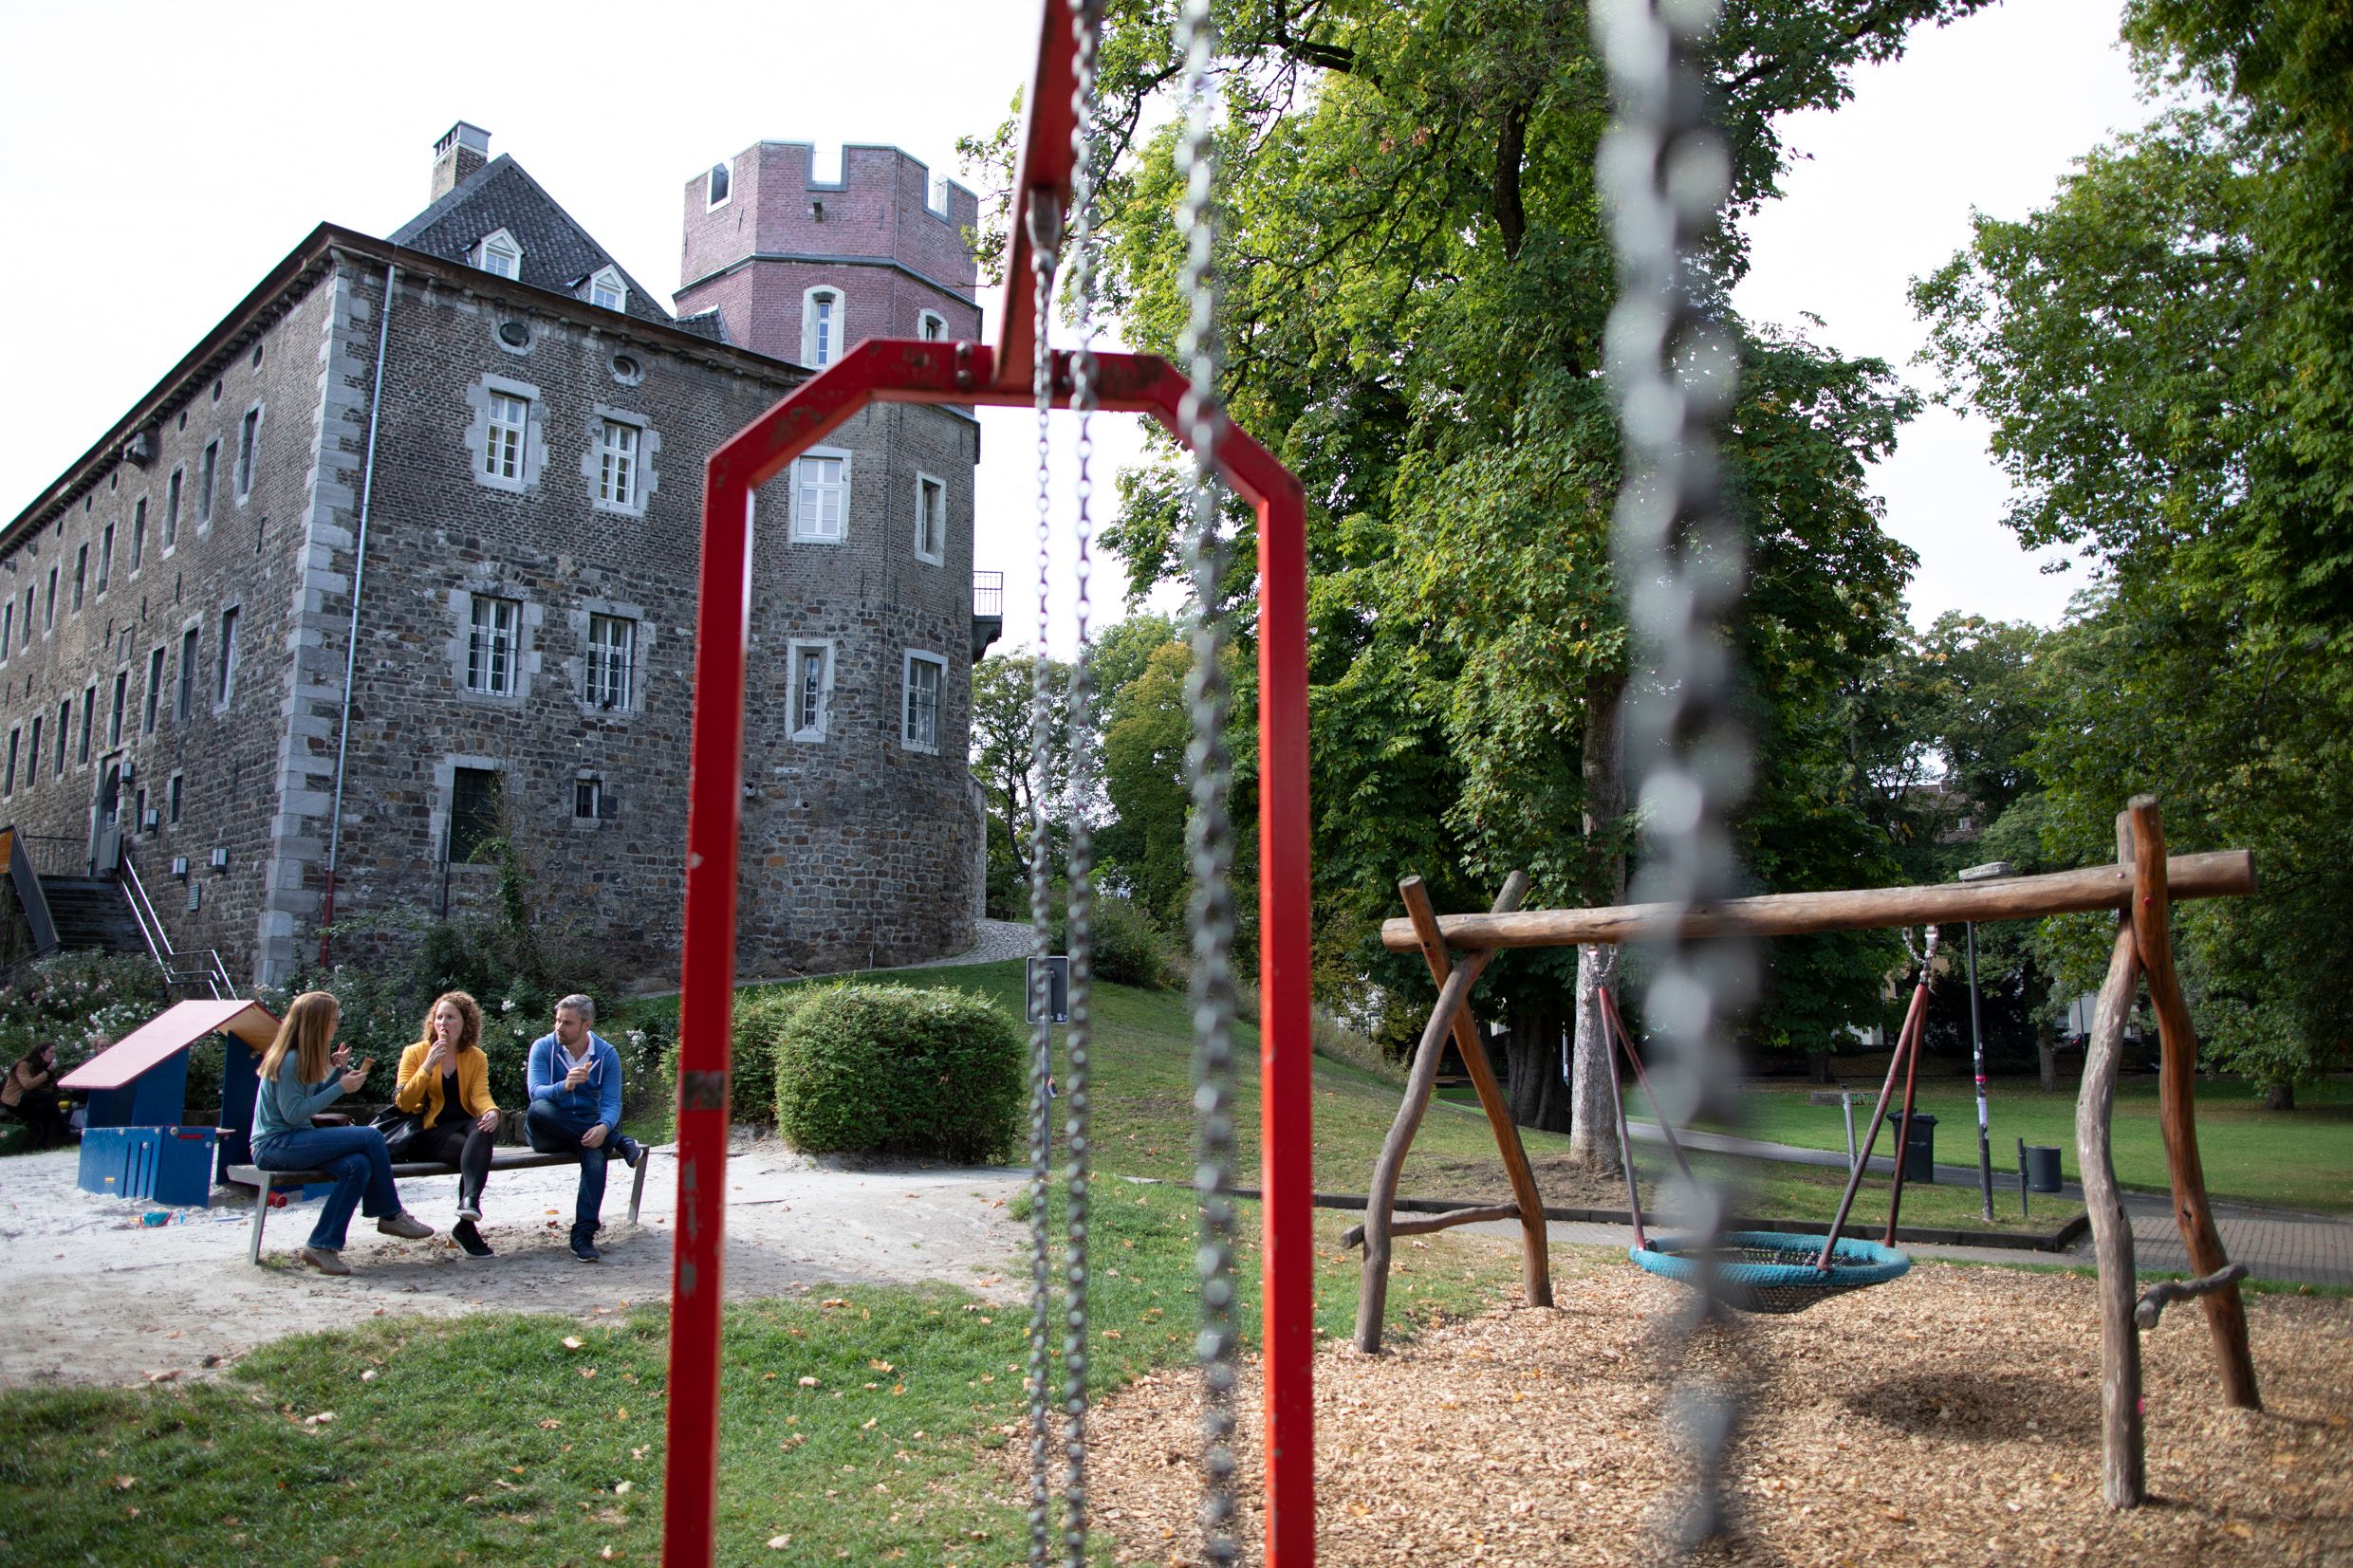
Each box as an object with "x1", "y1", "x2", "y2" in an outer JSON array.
[
  {"x1": 773, "y1": 985, "x2": 1023, "y2": 1162},
  {"x1": 1084, "y1": 895, "x2": 1180, "y2": 991},
  {"x1": 657, "y1": 990, "x2": 802, "y2": 1126}
]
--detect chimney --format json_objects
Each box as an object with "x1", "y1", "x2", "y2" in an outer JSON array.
[{"x1": 431, "y1": 121, "x2": 491, "y2": 200}]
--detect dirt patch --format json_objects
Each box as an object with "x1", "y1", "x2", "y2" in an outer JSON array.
[
  {"x1": 1075, "y1": 1257, "x2": 2353, "y2": 1564},
  {"x1": 0, "y1": 1138, "x2": 1030, "y2": 1390},
  {"x1": 1406, "y1": 1153, "x2": 1649, "y2": 1210}
]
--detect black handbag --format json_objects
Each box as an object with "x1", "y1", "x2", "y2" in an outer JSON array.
[{"x1": 368, "y1": 1103, "x2": 422, "y2": 1160}]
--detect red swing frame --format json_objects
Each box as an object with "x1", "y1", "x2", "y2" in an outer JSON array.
[{"x1": 658, "y1": 10, "x2": 1317, "y2": 1563}]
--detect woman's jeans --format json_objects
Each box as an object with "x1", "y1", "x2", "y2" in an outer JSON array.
[{"x1": 254, "y1": 1125, "x2": 401, "y2": 1250}]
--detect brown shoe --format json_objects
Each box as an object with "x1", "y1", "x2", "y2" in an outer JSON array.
[
  {"x1": 377, "y1": 1211, "x2": 435, "y2": 1240},
  {"x1": 300, "y1": 1246, "x2": 352, "y2": 1276}
]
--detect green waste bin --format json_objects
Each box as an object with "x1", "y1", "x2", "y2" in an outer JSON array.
[
  {"x1": 2022, "y1": 1144, "x2": 2064, "y2": 1193},
  {"x1": 1899, "y1": 1113, "x2": 1937, "y2": 1183}
]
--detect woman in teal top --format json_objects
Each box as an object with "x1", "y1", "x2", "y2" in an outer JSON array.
[{"x1": 250, "y1": 990, "x2": 434, "y2": 1273}]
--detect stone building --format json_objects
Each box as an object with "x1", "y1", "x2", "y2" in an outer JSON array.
[{"x1": 0, "y1": 124, "x2": 991, "y2": 990}]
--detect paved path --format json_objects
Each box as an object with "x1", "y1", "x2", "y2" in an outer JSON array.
[{"x1": 1562, "y1": 1118, "x2": 2353, "y2": 1287}]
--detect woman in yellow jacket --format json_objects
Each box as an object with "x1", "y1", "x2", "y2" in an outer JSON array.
[{"x1": 396, "y1": 990, "x2": 500, "y2": 1258}]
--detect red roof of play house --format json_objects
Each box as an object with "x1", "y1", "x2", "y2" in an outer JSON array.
[{"x1": 58, "y1": 999, "x2": 282, "y2": 1091}]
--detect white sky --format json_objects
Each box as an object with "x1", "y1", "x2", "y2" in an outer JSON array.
[{"x1": 0, "y1": 0, "x2": 2151, "y2": 655}]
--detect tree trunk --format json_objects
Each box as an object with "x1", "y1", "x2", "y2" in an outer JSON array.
[
  {"x1": 2264, "y1": 1081, "x2": 2295, "y2": 1112},
  {"x1": 1505, "y1": 993, "x2": 1570, "y2": 1134},
  {"x1": 2036, "y1": 1018, "x2": 2060, "y2": 1093},
  {"x1": 1567, "y1": 669, "x2": 1627, "y2": 1171}
]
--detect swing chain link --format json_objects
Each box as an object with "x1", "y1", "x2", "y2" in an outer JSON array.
[
  {"x1": 1024, "y1": 164, "x2": 1065, "y2": 1568},
  {"x1": 1171, "y1": 1, "x2": 1243, "y2": 1562},
  {"x1": 1059, "y1": 6, "x2": 1106, "y2": 1565},
  {"x1": 1595, "y1": 0, "x2": 1756, "y2": 1551}
]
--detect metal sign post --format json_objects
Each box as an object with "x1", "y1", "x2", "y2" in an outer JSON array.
[{"x1": 1026, "y1": 954, "x2": 1071, "y2": 1024}]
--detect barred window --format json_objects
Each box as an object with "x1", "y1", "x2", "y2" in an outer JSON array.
[
  {"x1": 467, "y1": 596, "x2": 521, "y2": 695},
  {"x1": 586, "y1": 613, "x2": 636, "y2": 710}
]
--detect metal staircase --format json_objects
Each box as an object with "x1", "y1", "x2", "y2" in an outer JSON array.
[{"x1": 0, "y1": 828, "x2": 233, "y2": 998}]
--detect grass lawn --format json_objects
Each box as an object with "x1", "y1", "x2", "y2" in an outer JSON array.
[{"x1": 1703, "y1": 1076, "x2": 2353, "y2": 1214}]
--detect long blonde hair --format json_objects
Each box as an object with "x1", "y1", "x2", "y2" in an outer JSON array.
[
  {"x1": 261, "y1": 991, "x2": 340, "y2": 1085},
  {"x1": 413, "y1": 991, "x2": 484, "y2": 1058}
]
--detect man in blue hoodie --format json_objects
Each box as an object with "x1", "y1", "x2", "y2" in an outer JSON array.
[{"x1": 527, "y1": 994, "x2": 644, "y2": 1262}]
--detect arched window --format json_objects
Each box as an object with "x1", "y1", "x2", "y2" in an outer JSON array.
[{"x1": 801, "y1": 286, "x2": 846, "y2": 368}]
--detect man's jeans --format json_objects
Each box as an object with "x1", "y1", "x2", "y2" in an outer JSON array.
[
  {"x1": 253, "y1": 1125, "x2": 402, "y2": 1251},
  {"x1": 527, "y1": 1099, "x2": 618, "y2": 1237}
]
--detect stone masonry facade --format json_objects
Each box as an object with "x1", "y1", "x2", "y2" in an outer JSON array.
[{"x1": 1, "y1": 128, "x2": 985, "y2": 989}]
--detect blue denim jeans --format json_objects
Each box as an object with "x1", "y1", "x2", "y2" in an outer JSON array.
[
  {"x1": 253, "y1": 1124, "x2": 402, "y2": 1251},
  {"x1": 527, "y1": 1099, "x2": 617, "y2": 1237}
]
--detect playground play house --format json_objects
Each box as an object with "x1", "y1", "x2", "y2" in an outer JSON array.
[{"x1": 56, "y1": 999, "x2": 280, "y2": 1207}]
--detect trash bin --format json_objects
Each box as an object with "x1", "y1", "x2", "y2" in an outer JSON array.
[
  {"x1": 2022, "y1": 1144, "x2": 2064, "y2": 1193},
  {"x1": 1899, "y1": 1113, "x2": 1938, "y2": 1183}
]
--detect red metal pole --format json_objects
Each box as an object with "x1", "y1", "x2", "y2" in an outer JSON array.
[{"x1": 659, "y1": 456, "x2": 754, "y2": 1566}]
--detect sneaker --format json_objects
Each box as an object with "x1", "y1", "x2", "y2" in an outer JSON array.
[
  {"x1": 615, "y1": 1135, "x2": 645, "y2": 1171},
  {"x1": 299, "y1": 1245, "x2": 351, "y2": 1276},
  {"x1": 452, "y1": 1219, "x2": 493, "y2": 1258},
  {"x1": 377, "y1": 1211, "x2": 435, "y2": 1240},
  {"x1": 455, "y1": 1196, "x2": 483, "y2": 1222},
  {"x1": 569, "y1": 1230, "x2": 602, "y2": 1264}
]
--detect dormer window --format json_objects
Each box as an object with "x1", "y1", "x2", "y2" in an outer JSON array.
[
  {"x1": 917, "y1": 310, "x2": 947, "y2": 341},
  {"x1": 586, "y1": 267, "x2": 626, "y2": 312},
  {"x1": 802, "y1": 286, "x2": 844, "y2": 368},
  {"x1": 707, "y1": 162, "x2": 731, "y2": 209},
  {"x1": 474, "y1": 229, "x2": 523, "y2": 280}
]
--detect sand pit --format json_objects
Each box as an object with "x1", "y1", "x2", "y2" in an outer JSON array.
[
  {"x1": 0, "y1": 1138, "x2": 1029, "y2": 1390},
  {"x1": 1078, "y1": 1259, "x2": 2353, "y2": 1565}
]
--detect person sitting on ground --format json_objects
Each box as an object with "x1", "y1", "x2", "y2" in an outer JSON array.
[
  {"x1": 395, "y1": 991, "x2": 501, "y2": 1259},
  {"x1": 250, "y1": 990, "x2": 435, "y2": 1275},
  {"x1": 1, "y1": 1041, "x2": 71, "y2": 1149},
  {"x1": 526, "y1": 994, "x2": 642, "y2": 1264}
]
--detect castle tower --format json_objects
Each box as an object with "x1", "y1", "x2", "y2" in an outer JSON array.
[{"x1": 676, "y1": 143, "x2": 981, "y2": 360}]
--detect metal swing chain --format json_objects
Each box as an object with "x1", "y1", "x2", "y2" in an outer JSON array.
[
  {"x1": 1595, "y1": 0, "x2": 1755, "y2": 1550},
  {"x1": 1058, "y1": 5, "x2": 1106, "y2": 1565},
  {"x1": 1024, "y1": 154, "x2": 1065, "y2": 1568},
  {"x1": 1171, "y1": 1, "x2": 1243, "y2": 1562}
]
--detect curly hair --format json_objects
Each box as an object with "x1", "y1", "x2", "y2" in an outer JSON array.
[{"x1": 416, "y1": 990, "x2": 485, "y2": 1056}]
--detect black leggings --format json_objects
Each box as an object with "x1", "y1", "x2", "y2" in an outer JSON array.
[
  {"x1": 411, "y1": 1118, "x2": 495, "y2": 1207},
  {"x1": 7, "y1": 1095, "x2": 71, "y2": 1150}
]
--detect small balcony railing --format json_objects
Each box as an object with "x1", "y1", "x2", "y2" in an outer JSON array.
[{"x1": 973, "y1": 570, "x2": 1004, "y2": 619}]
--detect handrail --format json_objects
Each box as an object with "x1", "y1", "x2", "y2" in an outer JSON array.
[{"x1": 117, "y1": 848, "x2": 232, "y2": 1000}]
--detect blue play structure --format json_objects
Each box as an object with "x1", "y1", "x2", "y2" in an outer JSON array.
[
  {"x1": 1628, "y1": 1230, "x2": 1912, "y2": 1315},
  {"x1": 57, "y1": 999, "x2": 281, "y2": 1208}
]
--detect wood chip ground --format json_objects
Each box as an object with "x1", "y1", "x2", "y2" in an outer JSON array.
[{"x1": 1052, "y1": 1255, "x2": 2353, "y2": 1565}]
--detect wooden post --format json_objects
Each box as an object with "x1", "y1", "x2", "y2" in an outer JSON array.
[
  {"x1": 1400, "y1": 874, "x2": 1550, "y2": 1308},
  {"x1": 1355, "y1": 874, "x2": 1527, "y2": 1353},
  {"x1": 2126, "y1": 796, "x2": 2262, "y2": 1411},
  {"x1": 2079, "y1": 813, "x2": 2147, "y2": 1508}
]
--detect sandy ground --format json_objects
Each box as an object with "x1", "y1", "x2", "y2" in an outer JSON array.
[
  {"x1": 0, "y1": 1139, "x2": 1030, "y2": 1390},
  {"x1": 1076, "y1": 1259, "x2": 2353, "y2": 1566}
]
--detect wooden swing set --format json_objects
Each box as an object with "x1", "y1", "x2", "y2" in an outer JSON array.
[{"x1": 1354, "y1": 793, "x2": 2259, "y2": 1507}]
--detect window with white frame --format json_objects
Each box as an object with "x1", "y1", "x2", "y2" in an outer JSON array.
[
  {"x1": 235, "y1": 406, "x2": 260, "y2": 498},
  {"x1": 901, "y1": 651, "x2": 946, "y2": 753},
  {"x1": 801, "y1": 286, "x2": 844, "y2": 367},
  {"x1": 484, "y1": 392, "x2": 528, "y2": 483},
  {"x1": 596, "y1": 419, "x2": 640, "y2": 508},
  {"x1": 914, "y1": 472, "x2": 947, "y2": 564},
  {"x1": 2, "y1": 600, "x2": 11, "y2": 660},
  {"x1": 131, "y1": 498, "x2": 145, "y2": 570},
  {"x1": 197, "y1": 439, "x2": 219, "y2": 526},
  {"x1": 109, "y1": 670, "x2": 126, "y2": 747},
  {"x1": 917, "y1": 310, "x2": 947, "y2": 341},
  {"x1": 3, "y1": 727, "x2": 16, "y2": 795},
  {"x1": 466, "y1": 596, "x2": 521, "y2": 694},
  {"x1": 72, "y1": 544, "x2": 86, "y2": 612},
  {"x1": 176, "y1": 626, "x2": 197, "y2": 722},
  {"x1": 43, "y1": 566, "x2": 56, "y2": 630},
  {"x1": 164, "y1": 470, "x2": 182, "y2": 547},
  {"x1": 791, "y1": 451, "x2": 849, "y2": 542},
  {"x1": 586, "y1": 267, "x2": 626, "y2": 312},
  {"x1": 98, "y1": 522, "x2": 113, "y2": 593},
  {"x1": 788, "y1": 640, "x2": 832, "y2": 740},
  {"x1": 76, "y1": 685, "x2": 92, "y2": 766},
  {"x1": 706, "y1": 162, "x2": 731, "y2": 209},
  {"x1": 168, "y1": 771, "x2": 183, "y2": 824},
  {"x1": 573, "y1": 775, "x2": 615, "y2": 821},
  {"x1": 474, "y1": 229, "x2": 522, "y2": 279},
  {"x1": 22, "y1": 718, "x2": 36, "y2": 792},
  {"x1": 585, "y1": 613, "x2": 636, "y2": 710}
]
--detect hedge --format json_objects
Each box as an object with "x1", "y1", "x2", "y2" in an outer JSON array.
[
  {"x1": 773, "y1": 985, "x2": 1023, "y2": 1162},
  {"x1": 657, "y1": 990, "x2": 804, "y2": 1125}
]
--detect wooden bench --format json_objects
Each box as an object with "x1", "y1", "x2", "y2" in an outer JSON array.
[{"x1": 224, "y1": 1145, "x2": 657, "y2": 1264}]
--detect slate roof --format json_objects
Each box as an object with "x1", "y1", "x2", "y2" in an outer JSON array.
[
  {"x1": 673, "y1": 307, "x2": 730, "y2": 344},
  {"x1": 389, "y1": 155, "x2": 673, "y2": 325}
]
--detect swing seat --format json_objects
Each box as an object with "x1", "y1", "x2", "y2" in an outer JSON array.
[{"x1": 1628, "y1": 1230, "x2": 1910, "y2": 1315}]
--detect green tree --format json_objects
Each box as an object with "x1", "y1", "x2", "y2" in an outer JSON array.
[
  {"x1": 969, "y1": 652, "x2": 1074, "y2": 919},
  {"x1": 1913, "y1": 0, "x2": 2353, "y2": 1104}
]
